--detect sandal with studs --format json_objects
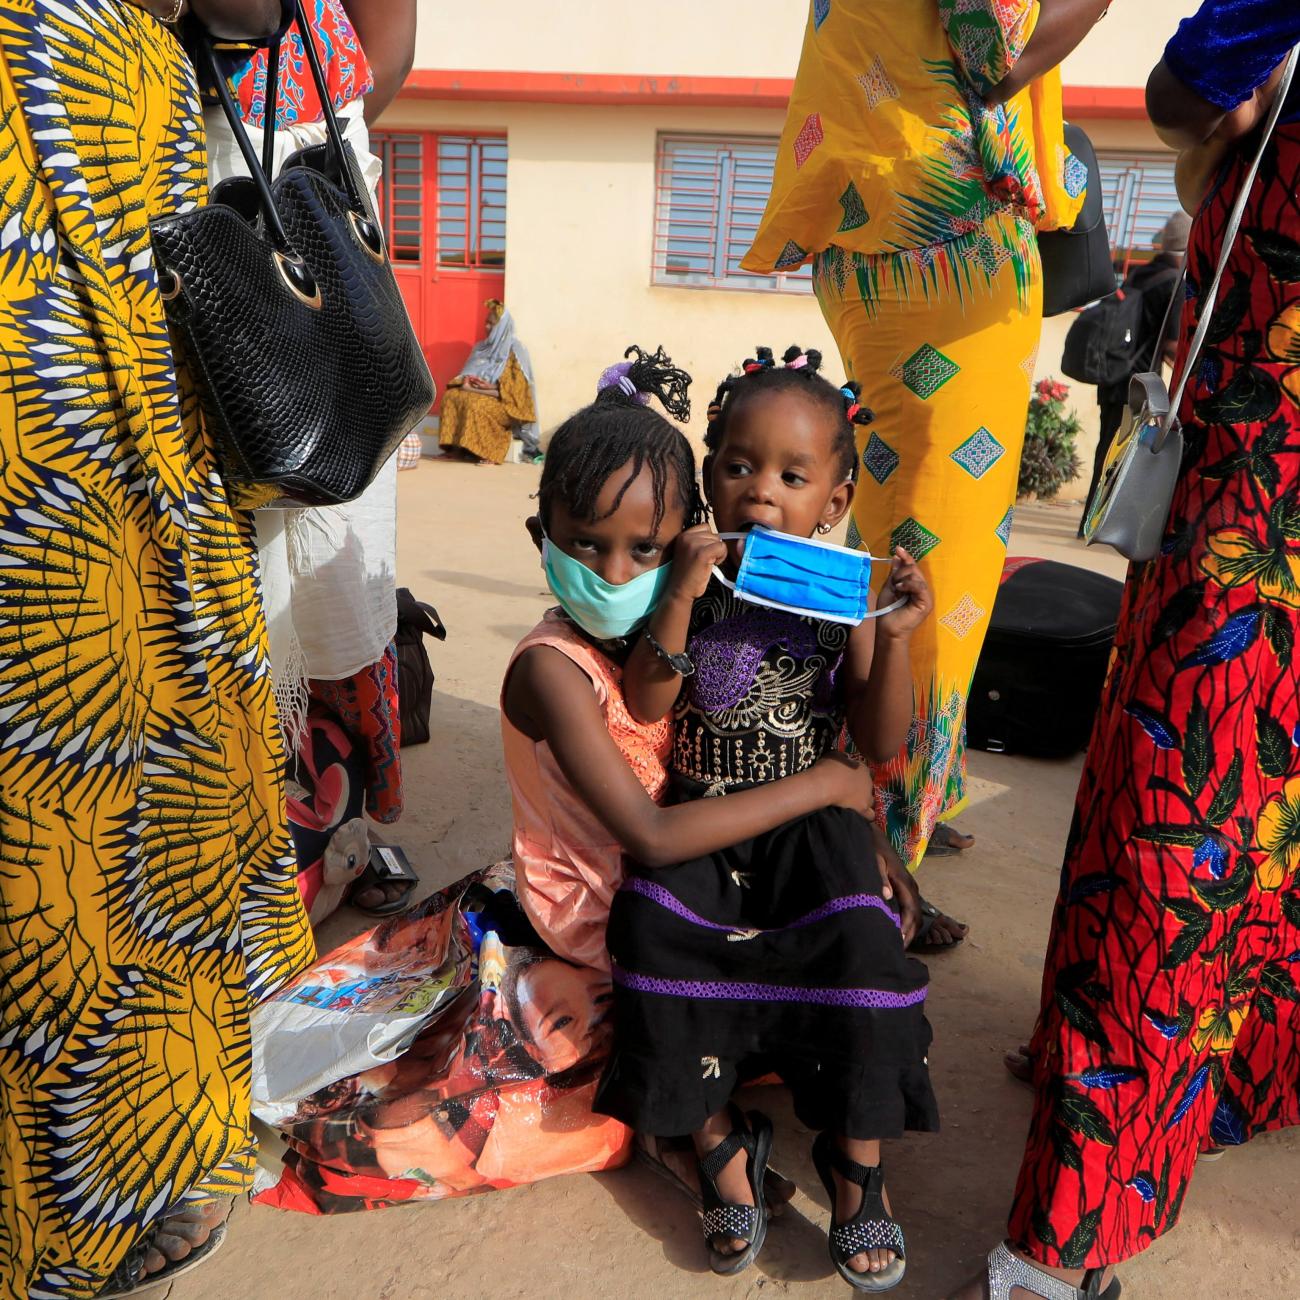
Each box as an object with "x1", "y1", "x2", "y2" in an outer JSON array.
[
  {"x1": 812, "y1": 1131, "x2": 906, "y2": 1292},
  {"x1": 985, "y1": 1241, "x2": 1121, "y2": 1299},
  {"x1": 695, "y1": 1107, "x2": 772, "y2": 1276}
]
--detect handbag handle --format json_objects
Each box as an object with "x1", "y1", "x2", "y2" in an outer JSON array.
[
  {"x1": 188, "y1": 28, "x2": 332, "y2": 304},
  {"x1": 261, "y1": 35, "x2": 280, "y2": 181},
  {"x1": 286, "y1": 0, "x2": 377, "y2": 224},
  {"x1": 1158, "y1": 45, "x2": 1300, "y2": 450},
  {"x1": 397, "y1": 590, "x2": 447, "y2": 640},
  {"x1": 189, "y1": 3, "x2": 382, "y2": 282},
  {"x1": 1144, "y1": 263, "x2": 1184, "y2": 374}
]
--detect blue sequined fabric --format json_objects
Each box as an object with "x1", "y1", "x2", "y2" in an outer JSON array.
[{"x1": 1163, "y1": 0, "x2": 1300, "y2": 116}]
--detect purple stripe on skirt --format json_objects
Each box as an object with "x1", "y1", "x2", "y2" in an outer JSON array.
[
  {"x1": 610, "y1": 962, "x2": 928, "y2": 1010},
  {"x1": 625, "y1": 877, "x2": 901, "y2": 932}
]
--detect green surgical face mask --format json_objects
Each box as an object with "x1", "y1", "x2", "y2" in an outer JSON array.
[{"x1": 540, "y1": 533, "x2": 673, "y2": 641}]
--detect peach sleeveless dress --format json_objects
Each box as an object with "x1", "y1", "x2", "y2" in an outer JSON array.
[{"x1": 502, "y1": 612, "x2": 671, "y2": 970}]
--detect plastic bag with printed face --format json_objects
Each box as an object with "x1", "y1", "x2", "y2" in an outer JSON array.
[{"x1": 252, "y1": 860, "x2": 631, "y2": 1212}]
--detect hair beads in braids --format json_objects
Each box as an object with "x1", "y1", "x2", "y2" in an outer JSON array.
[
  {"x1": 705, "y1": 345, "x2": 871, "y2": 482},
  {"x1": 538, "y1": 345, "x2": 704, "y2": 534}
]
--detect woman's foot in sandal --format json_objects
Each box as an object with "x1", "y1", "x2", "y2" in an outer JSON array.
[
  {"x1": 926, "y1": 822, "x2": 975, "y2": 857},
  {"x1": 347, "y1": 842, "x2": 418, "y2": 917},
  {"x1": 947, "y1": 1241, "x2": 1119, "y2": 1300},
  {"x1": 910, "y1": 896, "x2": 969, "y2": 952},
  {"x1": 692, "y1": 1106, "x2": 772, "y2": 1275},
  {"x1": 812, "y1": 1133, "x2": 905, "y2": 1291},
  {"x1": 873, "y1": 830, "x2": 968, "y2": 952},
  {"x1": 348, "y1": 869, "x2": 416, "y2": 915},
  {"x1": 97, "y1": 1197, "x2": 233, "y2": 1298},
  {"x1": 1004, "y1": 1042, "x2": 1035, "y2": 1085}
]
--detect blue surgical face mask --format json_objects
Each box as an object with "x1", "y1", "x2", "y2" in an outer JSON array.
[
  {"x1": 712, "y1": 525, "x2": 904, "y2": 625},
  {"x1": 541, "y1": 533, "x2": 673, "y2": 640}
]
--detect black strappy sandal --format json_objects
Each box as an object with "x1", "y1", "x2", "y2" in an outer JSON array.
[
  {"x1": 634, "y1": 1132, "x2": 796, "y2": 1213},
  {"x1": 909, "y1": 897, "x2": 967, "y2": 953},
  {"x1": 695, "y1": 1108, "x2": 772, "y2": 1276},
  {"x1": 812, "y1": 1132, "x2": 906, "y2": 1292}
]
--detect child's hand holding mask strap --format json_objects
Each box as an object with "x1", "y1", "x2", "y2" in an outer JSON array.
[{"x1": 876, "y1": 547, "x2": 933, "y2": 641}]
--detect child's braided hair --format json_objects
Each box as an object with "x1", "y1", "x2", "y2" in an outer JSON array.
[
  {"x1": 538, "y1": 345, "x2": 704, "y2": 533},
  {"x1": 704, "y1": 345, "x2": 872, "y2": 482}
]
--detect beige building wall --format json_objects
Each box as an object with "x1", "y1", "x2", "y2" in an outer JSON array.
[
  {"x1": 379, "y1": 88, "x2": 1171, "y2": 477},
  {"x1": 412, "y1": 0, "x2": 1203, "y2": 86},
  {"x1": 1060, "y1": 0, "x2": 1200, "y2": 89},
  {"x1": 395, "y1": 0, "x2": 1202, "y2": 486},
  {"x1": 380, "y1": 98, "x2": 838, "y2": 445},
  {"x1": 411, "y1": 0, "x2": 839, "y2": 78}
]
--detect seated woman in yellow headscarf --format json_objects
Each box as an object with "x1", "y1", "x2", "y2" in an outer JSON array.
[{"x1": 439, "y1": 301, "x2": 541, "y2": 464}]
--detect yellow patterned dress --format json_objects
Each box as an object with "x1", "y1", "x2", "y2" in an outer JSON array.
[
  {"x1": 0, "y1": 5, "x2": 314, "y2": 1296},
  {"x1": 746, "y1": 0, "x2": 1084, "y2": 868}
]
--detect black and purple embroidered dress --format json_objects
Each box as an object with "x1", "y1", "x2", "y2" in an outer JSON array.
[{"x1": 596, "y1": 580, "x2": 938, "y2": 1138}]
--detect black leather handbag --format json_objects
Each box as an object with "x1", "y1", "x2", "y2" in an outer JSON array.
[
  {"x1": 151, "y1": 5, "x2": 434, "y2": 508},
  {"x1": 1038, "y1": 124, "x2": 1116, "y2": 318}
]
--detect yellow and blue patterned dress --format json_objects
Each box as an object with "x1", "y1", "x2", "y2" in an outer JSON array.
[
  {"x1": 0, "y1": 4, "x2": 314, "y2": 1295},
  {"x1": 747, "y1": 0, "x2": 1085, "y2": 869}
]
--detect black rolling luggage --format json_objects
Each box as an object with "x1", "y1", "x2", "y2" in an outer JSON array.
[{"x1": 966, "y1": 558, "x2": 1124, "y2": 757}]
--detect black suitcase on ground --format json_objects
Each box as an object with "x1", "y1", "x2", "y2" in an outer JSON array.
[{"x1": 966, "y1": 558, "x2": 1124, "y2": 757}]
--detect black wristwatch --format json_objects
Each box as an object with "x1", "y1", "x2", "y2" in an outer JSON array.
[{"x1": 643, "y1": 627, "x2": 694, "y2": 677}]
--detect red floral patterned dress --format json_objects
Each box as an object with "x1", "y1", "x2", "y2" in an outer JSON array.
[{"x1": 1008, "y1": 120, "x2": 1300, "y2": 1267}]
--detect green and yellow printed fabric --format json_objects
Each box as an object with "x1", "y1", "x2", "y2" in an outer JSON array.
[
  {"x1": 748, "y1": 0, "x2": 1079, "y2": 868},
  {"x1": 744, "y1": 0, "x2": 1084, "y2": 274}
]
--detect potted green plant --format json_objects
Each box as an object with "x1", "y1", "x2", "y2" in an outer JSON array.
[{"x1": 1019, "y1": 377, "x2": 1082, "y2": 501}]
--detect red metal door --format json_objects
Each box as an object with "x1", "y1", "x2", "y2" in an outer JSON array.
[
  {"x1": 372, "y1": 131, "x2": 428, "y2": 365},
  {"x1": 372, "y1": 131, "x2": 507, "y2": 411}
]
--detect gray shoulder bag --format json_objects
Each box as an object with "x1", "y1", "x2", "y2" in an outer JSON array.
[{"x1": 1083, "y1": 45, "x2": 1300, "y2": 562}]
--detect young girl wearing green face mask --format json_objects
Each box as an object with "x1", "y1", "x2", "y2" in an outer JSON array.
[{"x1": 502, "y1": 347, "x2": 876, "y2": 977}]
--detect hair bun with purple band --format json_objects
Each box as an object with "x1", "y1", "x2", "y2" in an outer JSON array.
[{"x1": 597, "y1": 360, "x2": 650, "y2": 405}]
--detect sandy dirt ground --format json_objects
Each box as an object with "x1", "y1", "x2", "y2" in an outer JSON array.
[{"x1": 171, "y1": 461, "x2": 1299, "y2": 1300}]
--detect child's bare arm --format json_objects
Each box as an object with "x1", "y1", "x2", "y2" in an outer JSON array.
[
  {"x1": 508, "y1": 646, "x2": 874, "y2": 867},
  {"x1": 844, "y1": 548, "x2": 932, "y2": 763},
  {"x1": 850, "y1": 631, "x2": 912, "y2": 764},
  {"x1": 623, "y1": 525, "x2": 727, "y2": 724}
]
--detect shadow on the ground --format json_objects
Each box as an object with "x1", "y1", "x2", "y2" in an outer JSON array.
[
  {"x1": 488, "y1": 621, "x2": 541, "y2": 646},
  {"x1": 421, "y1": 567, "x2": 550, "y2": 601},
  {"x1": 312, "y1": 687, "x2": 511, "y2": 955},
  {"x1": 590, "y1": 1123, "x2": 834, "y2": 1286},
  {"x1": 1012, "y1": 506, "x2": 1088, "y2": 546}
]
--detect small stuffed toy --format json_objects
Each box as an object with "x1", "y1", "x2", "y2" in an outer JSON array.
[{"x1": 307, "y1": 817, "x2": 370, "y2": 925}]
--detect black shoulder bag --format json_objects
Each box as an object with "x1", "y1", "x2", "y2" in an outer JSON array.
[
  {"x1": 395, "y1": 589, "x2": 446, "y2": 747},
  {"x1": 1039, "y1": 123, "x2": 1116, "y2": 317},
  {"x1": 152, "y1": 4, "x2": 434, "y2": 508}
]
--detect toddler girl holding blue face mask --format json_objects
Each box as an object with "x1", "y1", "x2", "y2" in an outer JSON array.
[{"x1": 595, "y1": 346, "x2": 937, "y2": 1289}]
